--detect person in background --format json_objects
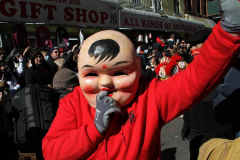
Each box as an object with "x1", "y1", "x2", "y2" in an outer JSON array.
[
  {"x1": 54, "y1": 58, "x2": 67, "y2": 71},
  {"x1": 46, "y1": 46, "x2": 60, "y2": 76},
  {"x1": 167, "y1": 34, "x2": 175, "y2": 49},
  {"x1": 145, "y1": 56, "x2": 159, "y2": 80},
  {"x1": 41, "y1": 50, "x2": 49, "y2": 61},
  {"x1": 25, "y1": 51, "x2": 53, "y2": 87},
  {"x1": 58, "y1": 44, "x2": 67, "y2": 58},
  {"x1": 0, "y1": 48, "x2": 7, "y2": 64},
  {"x1": 0, "y1": 61, "x2": 21, "y2": 96},
  {"x1": 0, "y1": 82, "x2": 18, "y2": 159},
  {"x1": 68, "y1": 48, "x2": 79, "y2": 72},
  {"x1": 52, "y1": 68, "x2": 79, "y2": 99},
  {"x1": 62, "y1": 38, "x2": 70, "y2": 50},
  {"x1": 213, "y1": 55, "x2": 240, "y2": 139},
  {"x1": 137, "y1": 43, "x2": 148, "y2": 66}
]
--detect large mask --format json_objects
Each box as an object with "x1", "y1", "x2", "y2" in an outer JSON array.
[{"x1": 78, "y1": 30, "x2": 141, "y2": 108}]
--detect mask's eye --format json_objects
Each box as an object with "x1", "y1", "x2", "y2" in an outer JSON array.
[
  {"x1": 114, "y1": 71, "x2": 128, "y2": 76},
  {"x1": 84, "y1": 72, "x2": 98, "y2": 77}
]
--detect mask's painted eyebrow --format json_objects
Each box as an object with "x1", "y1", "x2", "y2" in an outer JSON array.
[
  {"x1": 81, "y1": 65, "x2": 94, "y2": 70},
  {"x1": 114, "y1": 61, "x2": 131, "y2": 66}
]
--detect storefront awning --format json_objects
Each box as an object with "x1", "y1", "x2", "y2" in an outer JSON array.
[
  {"x1": 0, "y1": 0, "x2": 119, "y2": 28},
  {"x1": 119, "y1": 8, "x2": 205, "y2": 33},
  {"x1": 187, "y1": 15, "x2": 216, "y2": 29}
]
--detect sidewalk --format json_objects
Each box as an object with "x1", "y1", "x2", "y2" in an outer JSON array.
[{"x1": 161, "y1": 116, "x2": 190, "y2": 160}]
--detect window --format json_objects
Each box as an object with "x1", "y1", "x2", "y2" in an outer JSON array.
[
  {"x1": 174, "y1": 0, "x2": 180, "y2": 14},
  {"x1": 202, "y1": 0, "x2": 206, "y2": 15},
  {"x1": 187, "y1": 0, "x2": 192, "y2": 12},
  {"x1": 197, "y1": 0, "x2": 200, "y2": 14},
  {"x1": 155, "y1": 0, "x2": 162, "y2": 10}
]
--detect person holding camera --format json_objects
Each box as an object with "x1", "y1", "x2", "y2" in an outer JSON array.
[{"x1": 0, "y1": 60, "x2": 21, "y2": 96}]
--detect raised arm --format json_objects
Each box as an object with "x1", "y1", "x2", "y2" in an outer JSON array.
[{"x1": 155, "y1": 22, "x2": 240, "y2": 124}]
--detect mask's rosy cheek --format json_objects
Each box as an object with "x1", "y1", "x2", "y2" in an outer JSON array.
[
  {"x1": 115, "y1": 76, "x2": 136, "y2": 90},
  {"x1": 82, "y1": 84, "x2": 96, "y2": 93}
]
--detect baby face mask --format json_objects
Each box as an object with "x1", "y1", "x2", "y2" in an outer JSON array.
[{"x1": 78, "y1": 30, "x2": 141, "y2": 108}]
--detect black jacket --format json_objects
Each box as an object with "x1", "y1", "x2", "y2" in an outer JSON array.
[
  {"x1": 214, "y1": 56, "x2": 240, "y2": 126},
  {"x1": 56, "y1": 89, "x2": 72, "y2": 99},
  {"x1": 46, "y1": 55, "x2": 58, "y2": 76},
  {"x1": 25, "y1": 63, "x2": 53, "y2": 85}
]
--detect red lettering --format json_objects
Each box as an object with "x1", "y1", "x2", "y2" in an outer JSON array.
[
  {"x1": 89, "y1": 10, "x2": 98, "y2": 23},
  {"x1": 164, "y1": 22, "x2": 168, "y2": 29},
  {"x1": 29, "y1": 3, "x2": 43, "y2": 19},
  {"x1": 173, "y1": 24, "x2": 179, "y2": 30},
  {"x1": 142, "y1": 19, "x2": 147, "y2": 27},
  {"x1": 130, "y1": 18, "x2": 134, "y2": 26},
  {"x1": 0, "y1": 1, "x2": 17, "y2": 17},
  {"x1": 64, "y1": 7, "x2": 74, "y2": 21},
  {"x1": 155, "y1": 21, "x2": 159, "y2": 28},
  {"x1": 44, "y1": 5, "x2": 57, "y2": 20},
  {"x1": 180, "y1": 24, "x2": 183, "y2": 30},
  {"x1": 123, "y1": 18, "x2": 129, "y2": 26},
  {"x1": 19, "y1": 1, "x2": 28, "y2": 18},
  {"x1": 150, "y1": 20, "x2": 154, "y2": 28},
  {"x1": 168, "y1": 23, "x2": 172, "y2": 29},
  {"x1": 75, "y1": 8, "x2": 87, "y2": 22},
  {"x1": 100, "y1": 12, "x2": 108, "y2": 24},
  {"x1": 160, "y1": 22, "x2": 163, "y2": 28},
  {"x1": 135, "y1": 19, "x2": 139, "y2": 27}
]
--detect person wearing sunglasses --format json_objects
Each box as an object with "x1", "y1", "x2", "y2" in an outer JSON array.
[{"x1": 46, "y1": 46, "x2": 60, "y2": 76}]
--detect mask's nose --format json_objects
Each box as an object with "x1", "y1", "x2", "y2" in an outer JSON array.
[{"x1": 99, "y1": 74, "x2": 113, "y2": 88}]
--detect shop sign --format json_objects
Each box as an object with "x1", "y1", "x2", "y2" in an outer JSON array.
[
  {"x1": 120, "y1": 11, "x2": 204, "y2": 33},
  {"x1": 0, "y1": 0, "x2": 119, "y2": 28}
]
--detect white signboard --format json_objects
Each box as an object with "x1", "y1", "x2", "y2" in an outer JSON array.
[
  {"x1": 0, "y1": 0, "x2": 119, "y2": 28},
  {"x1": 120, "y1": 11, "x2": 204, "y2": 33}
]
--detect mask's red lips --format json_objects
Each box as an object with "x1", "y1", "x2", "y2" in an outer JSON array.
[
  {"x1": 101, "y1": 88, "x2": 111, "y2": 91},
  {"x1": 101, "y1": 88, "x2": 114, "y2": 97}
]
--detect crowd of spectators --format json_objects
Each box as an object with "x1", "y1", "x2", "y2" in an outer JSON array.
[
  {"x1": 0, "y1": 41, "x2": 80, "y2": 159},
  {"x1": 136, "y1": 34, "x2": 192, "y2": 81}
]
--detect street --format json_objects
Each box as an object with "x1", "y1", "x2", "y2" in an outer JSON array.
[{"x1": 161, "y1": 116, "x2": 190, "y2": 160}]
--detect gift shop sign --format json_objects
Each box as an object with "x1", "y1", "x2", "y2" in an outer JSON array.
[
  {"x1": 0, "y1": 0, "x2": 119, "y2": 28},
  {"x1": 120, "y1": 11, "x2": 204, "y2": 33}
]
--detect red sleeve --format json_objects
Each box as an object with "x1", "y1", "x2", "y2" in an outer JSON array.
[
  {"x1": 42, "y1": 91, "x2": 104, "y2": 160},
  {"x1": 153, "y1": 22, "x2": 240, "y2": 124}
]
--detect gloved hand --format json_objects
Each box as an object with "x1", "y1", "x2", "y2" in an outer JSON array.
[
  {"x1": 220, "y1": 0, "x2": 240, "y2": 32},
  {"x1": 9, "y1": 48, "x2": 18, "y2": 57},
  {"x1": 94, "y1": 91, "x2": 121, "y2": 134}
]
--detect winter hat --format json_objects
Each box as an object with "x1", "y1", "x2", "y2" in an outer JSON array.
[
  {"x1": 29, "y1": 50, "x2": 43, "y2": 65},
  {"x1": 50, "y1": 46, "x2": 59, "y2": 55},
  {"x1": 53, "y1": 68, "x2": 79, "y2": 89}
]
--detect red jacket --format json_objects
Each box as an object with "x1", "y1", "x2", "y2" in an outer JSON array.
[{"x1": 42, "y1": 23, "x2": 240, "y2": 160}]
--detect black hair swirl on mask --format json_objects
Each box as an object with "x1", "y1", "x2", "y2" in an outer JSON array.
[{"x1": 88, "y1": 39, "x2": 120, "y2": 64}]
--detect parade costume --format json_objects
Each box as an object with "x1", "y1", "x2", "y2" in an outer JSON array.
[{"x1": 42, "y1": 23, "x2": 240, "y2": 160}]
